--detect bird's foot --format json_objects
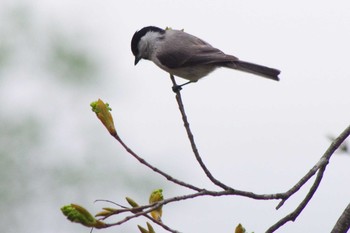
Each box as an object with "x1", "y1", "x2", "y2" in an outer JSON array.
[{"x1": 171, "y1": 81, "x2": 194, "y2": 93}]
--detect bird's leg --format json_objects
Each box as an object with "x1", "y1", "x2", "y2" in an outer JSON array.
[
  {"x1": 172, "y1": 81, "x2": 195, "y2": 92},
  {"x1": 169, "y1": 74, "x2": 196, "y2": 92}
]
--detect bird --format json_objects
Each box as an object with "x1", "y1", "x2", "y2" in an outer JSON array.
[{"x1": 131, "y1": 26, "x2": 280, "y2": 86}]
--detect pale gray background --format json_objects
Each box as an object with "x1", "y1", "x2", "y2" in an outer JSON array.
[{"x1": 0, "y1": 0, "x2": 349, "y2": 232}]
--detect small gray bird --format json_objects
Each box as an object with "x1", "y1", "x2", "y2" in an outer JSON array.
[{"x1": 131, "y1": 26, "x2": 280, "y2": 84}]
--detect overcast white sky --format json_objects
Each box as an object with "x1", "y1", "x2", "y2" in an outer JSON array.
[{"x1": 1, "y1": 0, "x2": 350, "y2": 232}]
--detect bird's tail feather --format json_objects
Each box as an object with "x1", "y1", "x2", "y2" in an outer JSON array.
[{"x1": 229, "y1": 60, "x2": 280, "y2": 81}]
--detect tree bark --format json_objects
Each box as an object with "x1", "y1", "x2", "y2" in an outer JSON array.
[{"x1": 331, "y1": 203, "x2": 350, "y2": 233}]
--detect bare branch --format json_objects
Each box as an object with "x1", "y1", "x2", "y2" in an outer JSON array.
[
  {"x1": 275, "y1": 158, "x2": 328, "y2": 209},
  {"x1": 104, "y1": 201, "x2": 180, "y2": 232},
  {"x1": 331, "y1": 202, "x2": 350, "y2": 233},
  {"x1": 112, "y1": 133, "x2": 202, "y2": 192},
  {"x1": 97, "y1": 85, "x2": 350, "y2": 233},
  {"x1": 102, "y1": 189, "x2": 285, "y2": 232},
  {"x1": 266, "y1": 124, "x2": 350, "y2": 232},
  {"x1": 144, "y1": 214, "x2": 181, "y2": 233},
  {"x1": 170, "y1": 74, "x2": 231, "y2": 190}
]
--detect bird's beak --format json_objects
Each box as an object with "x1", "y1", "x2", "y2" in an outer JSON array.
[{"x1": 134, "y1": 56, "x2": 141, "y2": 65}]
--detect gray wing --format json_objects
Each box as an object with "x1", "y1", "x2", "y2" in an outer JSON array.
[{"x1": 156, "y1": 30, "x2": 238, "y2": 69}]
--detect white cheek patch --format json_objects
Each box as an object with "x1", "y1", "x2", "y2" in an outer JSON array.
[{"x1": 139, "y1": 31, "x2": 162, "y2": 59}]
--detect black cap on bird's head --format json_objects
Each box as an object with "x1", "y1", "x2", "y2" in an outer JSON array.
[{"x1": 131, "y1": 26, "x2": 165, "y2": 65}]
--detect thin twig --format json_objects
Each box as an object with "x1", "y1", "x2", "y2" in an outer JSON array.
[
  {"x1": 331, "y1": 202, "x2": 350, "y2": 233},
  {"x1": 104, "y1": 78, "x2": 350, "y2": 232},
  {"x1": 103, "y1": 189, "x2": 283, "y2": 232},
  {"x1": 144, "y1": 214, "x2": 181, "y2": 233},
  {"x1": 95, "y1": 199, "x2": 127, "y2": 208},
  {"x1": 266, "y1": 124, "x2": 350, "y2": 232},
  {"x1": 266, "y1": 167, "x2": 325, "y2": 233},
  {"x1": 112, "y1": 133, "x2": 202, "y2": 192},
  {"x1": 169, "y1": 74, "x2": 231, "y2": 190},
  {"x1": 275, "y1": 158, "x2": 327, "y2": 209},
  {"x1": 105, "y1": 201, "x2": 179, "y2": 232}
]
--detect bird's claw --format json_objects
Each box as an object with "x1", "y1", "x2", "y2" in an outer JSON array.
[{"x1": 172, "y1": 85, "x2": 182, "y2": 93}]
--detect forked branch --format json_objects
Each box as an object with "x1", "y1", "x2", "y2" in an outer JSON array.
[{"x1": 89, "y1": 82, "x2": 350, "y2": 232}]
